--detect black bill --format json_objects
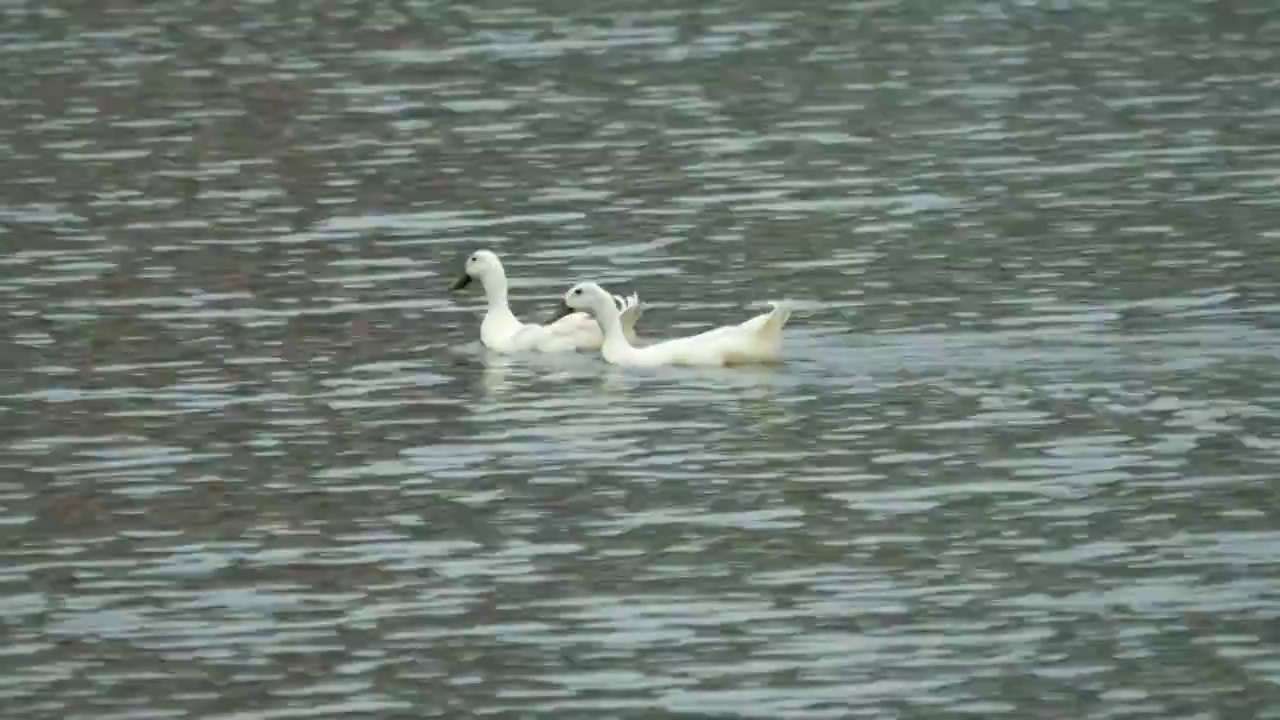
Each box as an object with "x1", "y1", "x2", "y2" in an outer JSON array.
[
  {"x1": 449, "y1": 273, "x2": 472, "y2": 291},
  {"x1": 545, "y1": 300, "x2": 574, "y2": 324}
]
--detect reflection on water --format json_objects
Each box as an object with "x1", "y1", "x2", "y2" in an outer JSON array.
[{"x1": 3, "y1": 0, "x2": 1280, "y2": 717}]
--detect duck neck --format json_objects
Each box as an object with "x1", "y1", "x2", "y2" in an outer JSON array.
[
  {"x1": 480, "y1": 268, "x2": 511, "y2": 315},
  {"x1": 596, "y1": 303, "x2": 630, "y2": 351}
]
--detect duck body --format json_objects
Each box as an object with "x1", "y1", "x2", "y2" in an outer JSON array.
[
  {"x1": 479, "y1": 293, "x2": 643, "y2": 353},
  {"x1": 553, "y1": 282, "x2": 793, "y2": 368},
  {"x1": 451, "y1": 250, "x2": 644, "y2": 353}
]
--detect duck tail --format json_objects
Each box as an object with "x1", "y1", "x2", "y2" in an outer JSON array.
[
  {"x1": 619, "y1": 293, "x2": 645, "y2": 335},
  {"x1": 758, "y1": 300, "x2": 795, "y2": 338}
]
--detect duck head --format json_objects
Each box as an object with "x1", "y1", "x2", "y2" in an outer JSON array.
[
  {"x1": 547, "y1": 281, "x2": 613, "y2": 323},
  {"x1": 450, "y1": 249, "x2": 503, "y2": 291}
]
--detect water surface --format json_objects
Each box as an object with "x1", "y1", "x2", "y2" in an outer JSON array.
[{"x1": 3, "y1": 0, "x2": 1280, "y2": 717}]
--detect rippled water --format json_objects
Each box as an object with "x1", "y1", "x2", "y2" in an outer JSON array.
[{"x1": 3, "y1": 0, "x2": 1280, "y2": 717}]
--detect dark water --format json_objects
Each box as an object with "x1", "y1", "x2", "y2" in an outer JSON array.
[{"x1": 3, "y1": 0, "x2": 1280, "y2": 717}]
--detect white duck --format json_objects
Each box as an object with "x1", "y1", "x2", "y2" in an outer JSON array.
[
  {"x1": 450, "y1": 250, "x2": 645, "y2": 353},
  {"x1": 549, "y1": 281, "x2": 794, "y2": 367}
]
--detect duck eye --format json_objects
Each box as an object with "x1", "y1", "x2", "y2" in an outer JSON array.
[
  {"x1": 469, "y1": 255, "x2": 478, "y2": 263},
  {"x1": 572, "y1": 288, "x2": 583, "y2": 296}
]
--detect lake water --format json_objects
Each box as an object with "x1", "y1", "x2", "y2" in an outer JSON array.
[{"x1": 3, "y1": 0, "x2": 1279, "y2": 717}]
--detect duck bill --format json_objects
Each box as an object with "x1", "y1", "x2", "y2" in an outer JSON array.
[
  {"x1": 545, "y1": 300, "x2": 574, "y2": 324},
  {"x1": 449, "y1": 273, "x2": 472, "y2": 291}
]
